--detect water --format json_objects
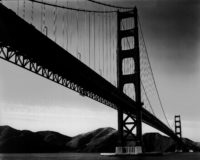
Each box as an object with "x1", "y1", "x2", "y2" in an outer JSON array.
[{"x1": 0, "y1": 153, "x2": 200, "y2": 160}]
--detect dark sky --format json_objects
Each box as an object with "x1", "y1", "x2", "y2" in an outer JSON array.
[
  {"x1": 135, "y1": 0, "x2": 200, "y2": 74},
  {"x1": 135, "y1": 0, "x2": 200, "y2": 140}
]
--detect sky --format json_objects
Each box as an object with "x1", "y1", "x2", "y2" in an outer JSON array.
[{"x1": 0, "y1": 0, "x2": 200, "y2": 141}]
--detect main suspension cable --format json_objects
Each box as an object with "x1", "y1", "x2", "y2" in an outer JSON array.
[
  {"x1": 28, "y1": 0, "x2": 117, "y2": 13},
  {"x1": 87, "y1": 0, "x2": 134, "y2": 10},
  {"x1": 138, "y1": 16, "x2": 172, "y2": 129}
]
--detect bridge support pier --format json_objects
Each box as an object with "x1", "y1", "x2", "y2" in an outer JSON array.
[{"x1": 116, "y1": 7, "x2": 143, "y2": 154}]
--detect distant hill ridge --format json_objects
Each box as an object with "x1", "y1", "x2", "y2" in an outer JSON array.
[{"x1": 0, "y1": 125, "x2": 199, "y2": 153}]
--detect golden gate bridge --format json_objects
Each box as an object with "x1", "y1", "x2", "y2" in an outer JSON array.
[{"x1": 0, "y1": 0, "x2": 183, "y2": 153}]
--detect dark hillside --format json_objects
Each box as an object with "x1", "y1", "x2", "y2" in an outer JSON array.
[{"x1": 0, "y1": 125, "x2": 199, "y2": 153}]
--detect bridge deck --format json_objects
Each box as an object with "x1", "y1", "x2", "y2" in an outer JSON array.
[{"x1": 0, "y1": 4, "x2": 180, "y2": 142}]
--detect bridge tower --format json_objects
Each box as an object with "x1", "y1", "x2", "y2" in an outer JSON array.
[
  {"x1": 116, "y1": 7, "x2": 143, "y2": 153},
  {"x1": 174, "y1": 115, "x2": 183, "y2": 152},
  {"x1": 175, "y1": 115, "x2": 182, "y2": 139}
]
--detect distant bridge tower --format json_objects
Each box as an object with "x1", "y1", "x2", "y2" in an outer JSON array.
[
  {"x1": 175, "y1": 115, "x2": 182, "y2": 139},
  {"x1": 174, "y1": 115, "x2": 183, "y2": 152},
  {"x1": 117, "y1": 7, "x2": 143, "y2": 152}
]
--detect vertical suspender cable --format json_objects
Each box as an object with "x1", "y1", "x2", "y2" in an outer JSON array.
[
  {"x1": 31, "y1": 0, "x2": 34, "y2": 24},
  {"x1": 76, "y1": 0, "x2": 78, "y2": 56},
  {"x1": 43, "y1": 1, "x2": 46, "y2": 34},
  {"x1": 23, "y1": 0, "x2": 25, "y2": 19},
  {"x1": 68, "y1": 6, "x2": 71, "y2": 52},
  {"x1": 102, "y1": 7, "x2": 105, "y2": 77},
  {"x1": 84, "y1": 12, "x2": 87, "y2": 63},
  {"x1": 17, "y1": 0, "x2": 19, "y2": 15},
  {"x1": 107, "y1": 13, "x2": 109, "y2": 80},
  {"x1": 53, "y1": 0, "x2": 57, "y2": 42},
  {"x1": 113, "y1": 13, "x2": 116, "y2": 86},
  {"x1": 66, "y1": 1, "x2": 68, "y2": 50},
  {"x1": 109, "y1": 13, "x2": 112, "y2": 83},
  {"x1": 109, "y1": 13, "x2": 112, "y2": 82},
  {"x1": 76, "y1": 10, "x2": 81, "y2": 60},
  {"x1": 89, "y1": 12, "x2": 91, "y2": 67},
  {"x1": 98, "y1": 14, "x2": 101, "y2": 75},
  {"x1": 62, "y1": 7, "x2": 65, "y2": 48},
  {"x1": 105, "y1": 10, "x2": 108, "y2": 79},
  {"x1": 76, "y1": 9, "x2": 78, "y2": 55},
  {"x1": 40, "y1": 0, "x2": 43, "y2": 31},
  {"x1": 76, "y1": 1, "x2": 79, "y2": 58},
  {"x1": 94, "y1": 13, "x2": 96, "y2": 71},
  {"x1": 106, "y1": 13, "x2": 109, "y2": 81}
]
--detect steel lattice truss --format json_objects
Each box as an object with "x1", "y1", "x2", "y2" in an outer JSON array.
[{"x1": 0, "y1": 43, "x2": 115, "y2": 109}]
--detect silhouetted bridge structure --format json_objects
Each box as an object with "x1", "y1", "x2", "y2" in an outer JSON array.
[{"x1": 0, "y1": 1, "x2": 182, "y2": 151}]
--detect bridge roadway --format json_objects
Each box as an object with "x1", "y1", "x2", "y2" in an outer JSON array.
[{"x1": 0, "y1": 4, "x2": 181, "y2": 143}]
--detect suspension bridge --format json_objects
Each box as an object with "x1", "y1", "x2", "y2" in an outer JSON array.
[{"x1": 0, "y1": 0, "x2": 183, "y2": 153}]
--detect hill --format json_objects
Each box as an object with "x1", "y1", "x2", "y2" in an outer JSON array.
[
  {"x1": 66, "y1": 127, "x2": 118, "y2": 152},
  {"x1": 0, "y1": 125, "x2": 199, "y2": 153},
  {"x1": 0, "y1": 126, "x2": 71, "y2": 153},
  {"x1": 143, "y1": 132, "x2": 175, "y2": 152}
]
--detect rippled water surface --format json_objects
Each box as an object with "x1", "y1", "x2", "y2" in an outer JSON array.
[{"x1": 0, "y1": 153, "x2": 200, "y2": 160}]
